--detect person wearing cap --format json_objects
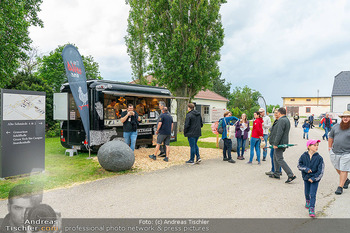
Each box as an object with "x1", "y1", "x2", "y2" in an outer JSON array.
[
  {"x1": 259, "y1": 108, "x2": 271, "y2": 161},
  {"x1": 328, "y1": 111, "x2": 350, "y2": 195},
  {"x1": 269, "y1": 107, "x2": 297, "y2": 183},
  {"x1": 297, "y1": 139, "x2": 324, "y2": 217}
]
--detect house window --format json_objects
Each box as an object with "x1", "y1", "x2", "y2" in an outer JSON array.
[
  {"x1": 290, "y1": 99, "x2": 295, "y2": 101},
  {"x1": 306, "y1": 99, "x2": 311, "y2": 101},
  {"x1": 306, "y1": 107, "x2": 311, "y2": 113},
  {"x1": 204, "y1": 106, "x2": 209, "y2": 114},
  {"x1": 348, "y1": 104, "x2": 350, "y2": 111}
]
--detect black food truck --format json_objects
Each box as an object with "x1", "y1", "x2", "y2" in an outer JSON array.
[{"x1": 53, "y1": 80, "x2": 177, "y2": 152}]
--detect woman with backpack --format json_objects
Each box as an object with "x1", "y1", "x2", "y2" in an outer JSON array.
[
  {"x1": 219, "y1": 111, "x2": 239, "y2": 163},
  {"x1": 235, "y1": 113, "x2": 250, "y2": 160}
]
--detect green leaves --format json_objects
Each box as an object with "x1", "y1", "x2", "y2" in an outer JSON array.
[{"x1": 229, "y1": 86, "x2": 262, "y2": 119}]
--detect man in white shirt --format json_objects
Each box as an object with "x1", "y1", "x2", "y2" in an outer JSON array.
[{"x1": 259, "y1": 108, "x2": 271, "y2": 161}]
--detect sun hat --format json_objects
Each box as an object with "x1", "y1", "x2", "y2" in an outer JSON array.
[
  {"x1": 339, "y1": 111, "x2": 350, "y2": 117},
  {"x1": 307, "y1": 139, "x2": 320, "y2": 148},
  {"x1": 259, "y1": 108, "x2": 265, "y2": 112}
]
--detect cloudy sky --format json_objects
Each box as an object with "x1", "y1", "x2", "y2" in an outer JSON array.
[{"x1": 29, "y1": 0, "x2": 350, "y2": 105}]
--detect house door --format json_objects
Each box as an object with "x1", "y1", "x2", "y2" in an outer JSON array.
[{"x1": 203, "y1": 106, "x2": 210, "y2": 123}]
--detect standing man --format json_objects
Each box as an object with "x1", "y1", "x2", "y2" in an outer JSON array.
[
  {"x1": 184, "y1": 103, "x2": 203, "y2": 164},
  {"x1": 269, "y1": 107, "x2": 297, "y2": 183},
  {"x1": 148, "y1": 107, "x2": 173, "y2": 162},
  {"x1": 120, "y1": 104, "x2": 141, "y2": 151},
  {"x1": 308, "y1": 114, "x2": 315, "y2": 129},
  {"x1": 319, "y1": 113, "x2": 333, "y2": 141},
  {"x1": 265, "y1": 110, "x2": 282, "y2": 176},
  {"x1": 221, "y1": 111, "x2": 239, "y2": 163},
  {"x1": 293, "y1": 113, "x2": 299, "y2": 128},
  {"x1": 328, "y1": 111, "x2": 350, "y2": 195},
  {"x1": 260, "y1": 108, "x2": 271, "y2": 161}
]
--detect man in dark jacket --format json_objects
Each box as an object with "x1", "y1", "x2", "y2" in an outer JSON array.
[
  {"x1": 184, "y1": 103, "x2": 203, "y2": 164},
  {"x1": 269, "y1": 107, "x2": 297, "y2": 183}
]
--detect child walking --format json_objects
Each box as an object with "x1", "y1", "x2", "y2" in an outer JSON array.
[
  {"x1": 302, "y1": 120, "x2": 311, "y2": 139},
  {"x1": 297, "y1": 139, "x2": 325, "y2": 217}
]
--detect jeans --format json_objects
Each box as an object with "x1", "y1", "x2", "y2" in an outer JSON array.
[
  {"x1": 303, "y1": 132, "x2": 309, "y2": 139},
  {"x1": 270, "y1": 148, "x2": 281, "y2": 173},
  {"x1": 273, "y1": 148, "x2": 293, "y2": 177},
  {"x1": 123, "y1": 131, "x2": 138, "y2": 151},
  {"x1": 249, "y1": 137, "x2": 261, "y2": 162},
  {"x1": 236, "y1": 137, "x2": 246, "y2": 157},
  {"x1": 223, "y1": 138, "x2": 232, "y2": 160},
  {"x1": 188, "y1": 137, "x2": 200, "y2": 161},
  {"x1": 294, "y1": 120, "x2": 298, "y2": 127},
  {"x1": 304, "y1": 180, "x2": 319, "y2": 208},
  {"x1": 323, "y1": 127, "x2": 331, "y2": 140},
  {"x1": 262, "y1": 134, "x2": 268, "y2": 159}
]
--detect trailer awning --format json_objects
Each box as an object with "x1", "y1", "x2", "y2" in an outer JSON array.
[{"x1": 102, "y1": 90, "x2": 174, "y2": 99}]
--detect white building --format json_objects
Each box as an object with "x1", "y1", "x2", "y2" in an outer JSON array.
[{"x1": 331, "y1": 71, "x2": 350, "y2": 112}]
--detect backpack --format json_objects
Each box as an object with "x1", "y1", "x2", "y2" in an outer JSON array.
[{"x1": 218, "y1": 119, "x2": 224, "y2": 134}]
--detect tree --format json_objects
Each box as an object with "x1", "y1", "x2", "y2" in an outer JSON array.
[
  {"x1": 0, "y1": 0, "x2": 43, "y2": 85},
  {"x1": 37, "y1": 44, "x2": 102, "y2": 93},
  {"x1": 146, "y1": 0, "x2": 226, "y2": 132},
  {"x1": 125, "y1": 0, "x2": 149, "y2": 85},
  {"x1": 209, "y1": 73, "x2": 231, "y2": 99},
  {"x1": 267, "y1": 104, "x2": 280, "y2": 114},
  {"x1": 228, "y1": 86, "x2": 261, "y2": 119}
]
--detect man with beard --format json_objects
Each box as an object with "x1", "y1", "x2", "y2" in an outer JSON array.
[{"x1": 329, "y1": 111, "x2": 350, "y2": 195}]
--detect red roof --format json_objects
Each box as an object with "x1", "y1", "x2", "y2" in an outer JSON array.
[{"x1": 194, "y1": 90, "x2": 229, "y2": 102}]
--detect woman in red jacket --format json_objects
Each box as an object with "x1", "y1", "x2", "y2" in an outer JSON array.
[{"x1": 247, "y1": 111, "x2": 264, "y2": 164}]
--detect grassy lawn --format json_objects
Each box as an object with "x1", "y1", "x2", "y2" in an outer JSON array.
[{"x1": 0, "y1": 124, "x2": 218, "y2": 199}]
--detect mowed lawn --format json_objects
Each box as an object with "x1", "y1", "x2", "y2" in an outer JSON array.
[{"x1": 0, "y1": 124, "x2": 218, "y2": 199}]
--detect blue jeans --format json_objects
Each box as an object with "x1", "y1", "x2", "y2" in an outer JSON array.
[
  {"x1": 303, "y1": 132, "x2": 309, "y2": 139},
  {"x1": 262, "y1": 134, "x2": 268, "y2": 159},
  {"x1": 294, "y1": 120, "x2": 298, "y2": 127},
  {"x1": 123, "y1": 131, "x2": 138, "y2": 151},
  {"x1": 270, "y1": 148, "x2": 281, "y2": 173},
  {"x1": 188, "y1": 137, "x2": 200, "y2": 161},
  {"x1": 236, "y1": 137, "x2": 246, "y2": 157},
  {"x1": 249, "y1": 137, "x2": 261, "y2": 162},
  {"x1": 323, "y1": 127, "x2": 331, "y2": 140},
  {"x1": 223, "y1": 138, "x2": 232, "y2": 159},
  {"x1": 304, "y1": 180, "x2": 319, "y2": 208}
]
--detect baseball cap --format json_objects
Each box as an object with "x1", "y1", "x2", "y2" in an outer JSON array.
[
  {"x1": 307, "y1": 139, "x2": 320, "y2": 147},
  {"x1": 259, "y1": 108, "x2": 265, "y2": 112}
]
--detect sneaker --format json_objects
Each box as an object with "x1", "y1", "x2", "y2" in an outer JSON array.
[
  {"x1": 335, "y1": 186, "x2": 343, "y2": 195},
  {"x1": 309, "y1": 207, "x2": 316, "y2": 217},
  {"x1": 265, "y1": 171, "x2": 274, "y2": 176},
  {"x1": 223, "y1": 158, "x2": 229, "y2": 161},
  {"x1": 196, "y1": 158, "x2": 202, "y2": 164},
  {"x1": 241, "y1": 156, "x2": 245, "y2": 160},
  {"x1": 258, "y1": 162, "x2": 261, "y2": 165},
  {"x1": 285, "y1": 175, "x2": 297, "y2": 183},
  {"x1": 228, "y1": 159, "x2": 236, "y2": 163},
  {"x1": 186, "y1": 160, "x2": 194, "y2": 164},
  {"x1": 163, "y1": 157, "x2": 169, "y2": 162},
  {"x1": 343, "y1": 179, "x2": 350, "y2": 189},
  {"x1": 148, "y1": 154, "x2": 156, "y2": 160},
  {"x1": 262, "y1": 158, "x2": 266, "y2": 161},
  {"x1": 247, "y1": 161, "x2": 252, "y2": 165},
  {"x1": 305, "y1": 200, "x2": 310, "y2": 209},
  {"x1": 269, "y1": 174, "x2": 280, "y2": 179}
]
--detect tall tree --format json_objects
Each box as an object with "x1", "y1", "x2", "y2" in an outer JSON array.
[
  {"x1": 209, "y1": 73, "x2": 231, "y2": 99},
  {"x1": 229, "y1": 85, "x2": 261, "y2": 119},
  {"x1": 37, "y1": 44, "x2": 102, "y2": 93},
  {"x1": 125, "y1": 0, "x2": 148, "y2": 85},
  {"x1": 146, "y1": 0, "x2": 226, "y2": 132},
  {"x1": 0, "y1": 0, "x2": 43, "y2": 85}
]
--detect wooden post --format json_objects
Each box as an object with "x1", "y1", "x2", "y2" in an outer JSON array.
[{"x1": 216, "y1": 134, "x2": 219, "y2": 148}]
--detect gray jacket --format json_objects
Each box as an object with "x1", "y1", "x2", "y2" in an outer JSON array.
[
  {"x1": 273, "y1": 115, "x2": 290, "y2": 146},
  {"x1": 269, "y1": 119, "x2": 278, "y2": 145}
]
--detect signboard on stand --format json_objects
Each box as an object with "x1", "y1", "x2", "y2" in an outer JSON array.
[
  {"x1": 0, "y1": 89, "x2": 46, "y2": 178},
  {"x1": 211, "y1": 108, "x2": 226, "y2": 122}
]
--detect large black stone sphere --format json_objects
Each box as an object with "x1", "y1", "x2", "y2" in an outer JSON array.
[{"x1": 97, "y1": 140, "x2": 135, "y2": 172}]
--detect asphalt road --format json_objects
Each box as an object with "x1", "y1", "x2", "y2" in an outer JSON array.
[{"x1": 0, "y1": 119, "x2": 349, "y2": 218}]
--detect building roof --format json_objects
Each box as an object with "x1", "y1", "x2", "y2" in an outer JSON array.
[
  {"x1": 194, "y1": 89, "x2": 229, "y2": 102},
  {"x1": 282, "y1": 96, "x2": 330, "y2": 98},
  {"x1": 332, "y1": 71, "x2": 350, "y2": 96}
]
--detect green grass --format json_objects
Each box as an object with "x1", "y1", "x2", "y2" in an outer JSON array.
[
  {"x1": 0, "y1": 124, "x2": 218, "y2": 199},
  {"x1": 0, "y1": 138, "x2": 136, "y2": 199},
  {"x1": 170, "y1": 123, "x2": 218, "y2": 148}
]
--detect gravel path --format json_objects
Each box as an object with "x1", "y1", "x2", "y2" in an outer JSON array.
[{"x1": 0, "y1": 119, "x2": 348, "y2": 218}]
